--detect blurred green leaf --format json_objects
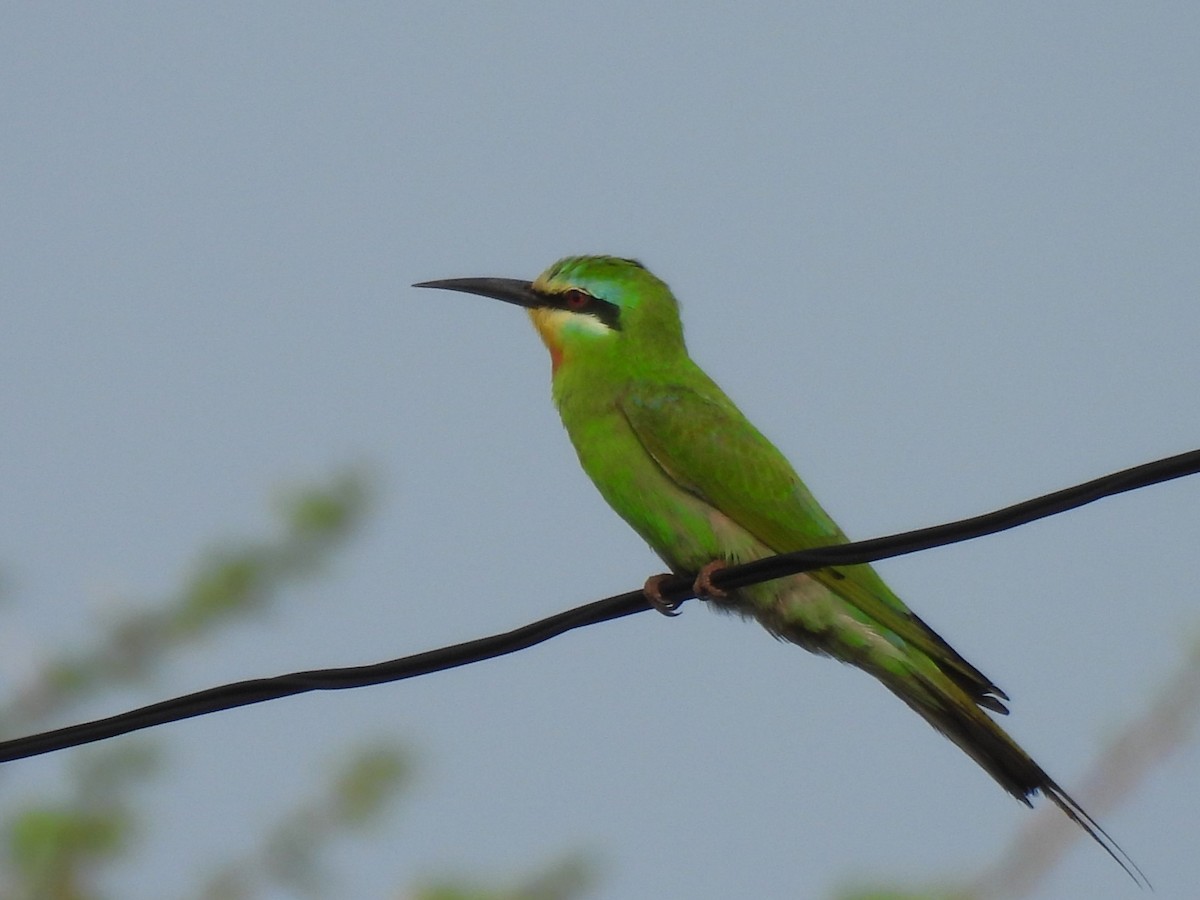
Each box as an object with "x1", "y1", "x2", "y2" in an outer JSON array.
[
  {"x1": 175, "y1": 548, "x2": 269, "y2": 632},
  {"x1": 9, "y1": 807, "x2": 127, "y2": 863},
  {"x1": 0, "y1": 469, "x2": 373, "y2": 733},
  {"x1": 279, "y1": 472, "x2": 369, "y2": 541},
  {"x1": 332, "y1": 744, "x2": 412, "y2": 826},
  {"x1": 414, "y1": 854, "x2": 596, "y2": 900}
]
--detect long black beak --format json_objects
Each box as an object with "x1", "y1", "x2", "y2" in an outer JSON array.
[{"x1": 413, "y1": 277, "x2": 541, "y2": 309}]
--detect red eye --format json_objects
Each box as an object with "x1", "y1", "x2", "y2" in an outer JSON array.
[{"x1": 564, "y1": 289, "x2": 589, "y2": 310}]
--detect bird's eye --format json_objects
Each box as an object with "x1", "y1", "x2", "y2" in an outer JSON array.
[{"x1": 564, "y1": 289, "x2": 590, "y2": 310}]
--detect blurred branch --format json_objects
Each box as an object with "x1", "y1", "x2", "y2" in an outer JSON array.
[
  {"x1": 837, "y1": 632, "x2": 1200, "y2": 900},
  {"x1": 0, "y1": 470, "x2": 370, "y2": 736},
  {"x1": 407, "y1": 854, "x2": 597, "y2": 900},
  {"x1": 0, "y1": 448, "x2": 1196, "y2": 763},
  {"x1": 199, "y1": 741, "x2": 411, "y2": 900},
  {"x1": 2, "y1": 741, "x2": 160, "y2": 900},
  {"x1": 0, "y1": 470, "x2": 373, "y2": 900},
  {"x1": 2, "y1": 466, "x2": 594, "y2": 900},
  {"x1": 967, "y1": 633, "x2": 1200, "y2": 899}
]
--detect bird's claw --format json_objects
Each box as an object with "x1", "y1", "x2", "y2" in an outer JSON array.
[
  {"x1": 693, "y1": 560, "x2": 729, "y2": 599},
  {"x1": 643, "y1": 573, "x2": 683, "y2": 616},
  {"x1": 643, "y1": 561, "x2": 729, "y2": 616}
]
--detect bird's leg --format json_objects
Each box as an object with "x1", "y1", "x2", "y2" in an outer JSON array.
[
  {"x1": 643, "y1": 573, "x2": 683, "y2": 617},
  {"x1": 693, "y1": 559, "x2": 729, "y2": 599},
  {"x1": 643, "y1": 560, "x2": 730, "y2": 616}
]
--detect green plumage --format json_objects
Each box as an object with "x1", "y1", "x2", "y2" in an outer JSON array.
[{"x1": 415, "y1": 255, "x2": 1140, "y2": 881}]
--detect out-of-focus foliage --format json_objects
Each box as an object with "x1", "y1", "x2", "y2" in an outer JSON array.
[
  {"x1": 0, "y1": 471, "x2": 594, "y2": 900},
  {"x1": 0, "y1": 471, "x2": 369, "y2": 732},
  {"x1": 409, "y1": 855, "x2": 596, "y2": 900},
  {"x1": 840, "y1": 634, "x2": 1200, "y2": 900},
  {"x1": 5, "y1": 743, "x2": 159, "y2": 900},
  {"x1": 199, "y1": 742, "x2": 412, "y2": 900},
  {"x1": 0, "y1": 471, "x2": 376, "y2": 899}
]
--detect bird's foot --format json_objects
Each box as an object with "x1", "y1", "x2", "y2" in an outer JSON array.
[
  {"x1": 693, "y1": 560, "x2": 729, "y2": 599},
  {"x1": 643, "y1": 573, "x2": 683, "y2": 616},
  {"x1": 643, "y1": 561, "x2": 730, "y2": 616}
]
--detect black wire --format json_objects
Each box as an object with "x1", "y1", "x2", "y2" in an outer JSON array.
[
  {"x1": 715, "y1": 447, "x2": 1200, "y2": 593},
  {"x1": 1, "y1": 448, "x2": 1196, "y2": 764}
]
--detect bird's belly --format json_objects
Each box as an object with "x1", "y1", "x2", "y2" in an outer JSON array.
[
  {"x1": 610, "y1": 478, "x2": 864, "y2": 651},
  {"x1": 597, "y1": 462, "x2": 835, "y2": 629},
  {"x1": 564, "y1": 407, "x2": 860, "y2": 649},
  {"x1": 558, "y1": 399, "x2": 909, "y2": 667}
]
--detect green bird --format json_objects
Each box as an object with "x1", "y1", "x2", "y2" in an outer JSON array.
[{"x1": 416, "y1": 255, "x2": 1138, "y2": 879}]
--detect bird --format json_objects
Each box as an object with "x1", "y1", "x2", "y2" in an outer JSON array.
[{"x1": 415, "y1": 254, "x2": 1141, "y2": 881}]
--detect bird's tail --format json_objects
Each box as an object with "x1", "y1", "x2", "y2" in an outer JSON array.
[{"x1": 876, "y1": 662, "x2": 1147, "y2": 886}]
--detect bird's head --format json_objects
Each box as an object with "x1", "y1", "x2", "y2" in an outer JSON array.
[{"x1": 415, "y1": 255, "x2": 685, "y2": 374}]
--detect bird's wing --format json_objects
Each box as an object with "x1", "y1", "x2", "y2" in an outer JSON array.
[
  {"x1": 618, "y1": 381, "x2": 1007, "y2": 710},
  {"x1": 619, "y1": 382, "x2": 847, "y2": 548}
]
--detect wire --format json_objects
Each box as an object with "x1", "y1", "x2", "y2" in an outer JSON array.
[{"x1": 1, "y1": 448, "x2": 1196, "y2": 764}]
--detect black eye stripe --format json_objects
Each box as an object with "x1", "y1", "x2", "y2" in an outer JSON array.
[{"x1": 552, "y1": 290, "x2": 623, "y2": 331}]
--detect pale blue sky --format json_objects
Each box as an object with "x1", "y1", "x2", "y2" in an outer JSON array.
[{"x1": 3, "y1": 4, "x2": 1198, "y2": 898}]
